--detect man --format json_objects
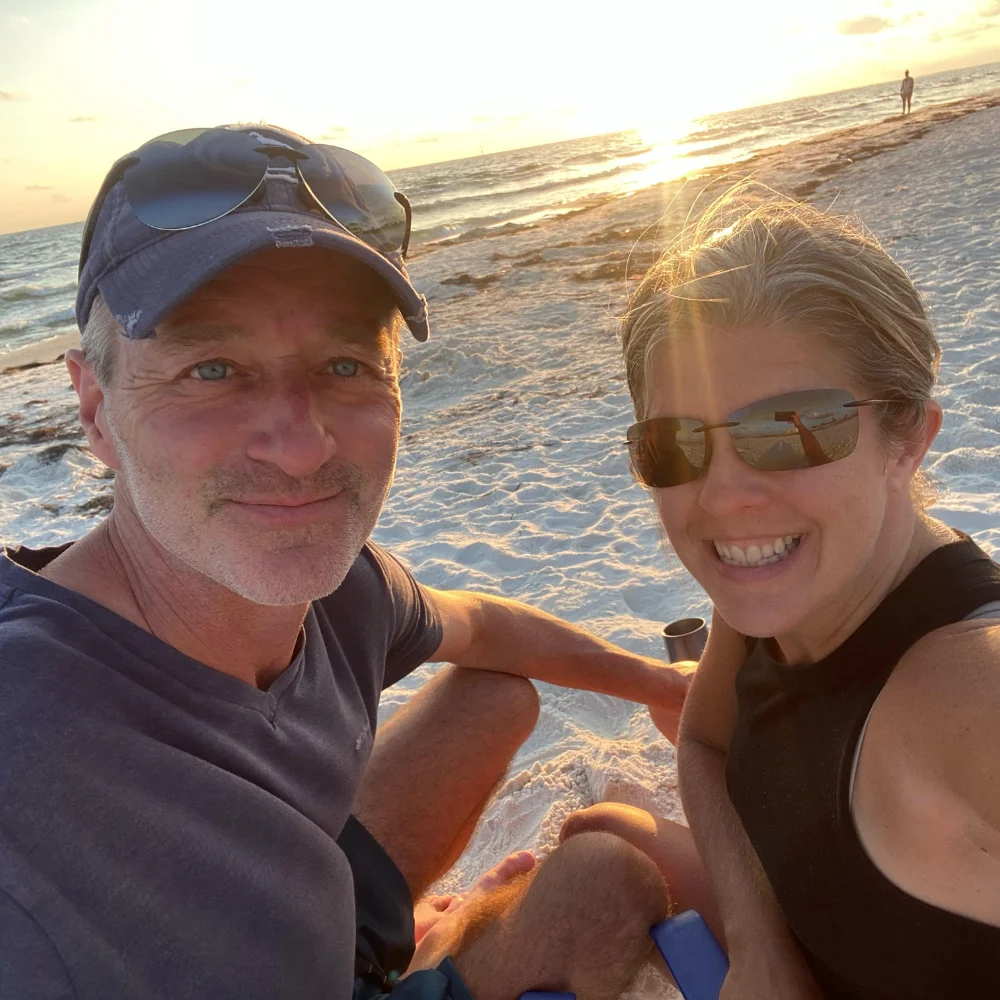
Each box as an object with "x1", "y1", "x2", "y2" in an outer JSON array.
[
  {"x1": 901, "y1": 70, "x2": 914, "y2": 114},
  {"x1": 0, "y1": 125, "x2": 687, "y2": 1000}
]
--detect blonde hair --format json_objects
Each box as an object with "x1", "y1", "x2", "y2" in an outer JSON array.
[{"x1": 620, "y1": 191, "x2": 941, "y2": 501}]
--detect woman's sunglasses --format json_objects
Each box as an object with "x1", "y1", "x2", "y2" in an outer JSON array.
[
  {"x1": 79, "y1": 127, "x2": 412, "y2": 274},
  {"x1": 626, "y1": 388, "x2": 917, "y2": 489}
]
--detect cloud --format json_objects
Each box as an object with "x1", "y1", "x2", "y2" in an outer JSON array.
[
  {"x1": 901, "y1": 10, "x2": 925, "y2": 22},
  {"x1": 68, "y1": 115, "x2": 98, "y2": 123},
  {"x1": 25, "y1": 184, "x2": 52, "y2": 191},
  {"x1": 414, "y1": 134, "x2": 441, "y2": 144},
  {"x1": 838, "y1": 15, "x2": 893, "y2": 34},
  {"x1": 0, "y1": 90, "x2": 26, "y2": 102},
  {"x1": 929, "y1": 17, "x2": 998, "y2": 41},
  {"x1": 319, "y1": 126, "x2": 350, "y2": 140},
  {"x1": 8, "y1": 14, "x2": 30, "y2": 26},
  {"x1": 50, "y1": 193, "x2": 71, "y2": 203},
  {"x1": 981, "y1": 0, "x2": 1000, "y2": 16}
]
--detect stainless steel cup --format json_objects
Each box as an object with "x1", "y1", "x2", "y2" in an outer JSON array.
[{"x1": 662, "y1": 617, "x2": 708, "y2": 662}]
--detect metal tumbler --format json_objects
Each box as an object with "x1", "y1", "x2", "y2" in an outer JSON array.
[{"x1": 662, "y1": 617, "x2": 708, "y2": 662}]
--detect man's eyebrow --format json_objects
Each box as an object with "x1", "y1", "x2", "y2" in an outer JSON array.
[
  {"x1": 152, "y1": 323, "x2": 254, "y2": 355},
  {"x1": 151, "y1": 322, "x2": 394, "y2": 359}
]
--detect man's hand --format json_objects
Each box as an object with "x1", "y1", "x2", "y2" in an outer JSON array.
[
  {"x1": 405, "y1": 851, "x2": 536, "y2": 975},
  {"x1": 648, "y1": 660, "x2": 698, "y2": 745},
  {"x1": 413, "y1": 894, "x2": 461, "y2": 944}
]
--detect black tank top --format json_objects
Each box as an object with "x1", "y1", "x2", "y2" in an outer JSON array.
[{"x1": 725, "y1": 536, "x2": 1000, "y2": 998}]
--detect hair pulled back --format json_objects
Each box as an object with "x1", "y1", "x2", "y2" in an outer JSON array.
[{"x1": 620, "y1": 190, "x2": 941, "y2": 478}]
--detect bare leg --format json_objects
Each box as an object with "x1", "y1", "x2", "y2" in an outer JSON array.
[
  {"x1": 353, "y1": 665, "x2": 540, "y2": 897},
  {"x1": 561, "y1": 802, "x2": 725, "y2": 946},
  {"x1": 409, "y1": 831, "x2": 669, "y2": 1000}
]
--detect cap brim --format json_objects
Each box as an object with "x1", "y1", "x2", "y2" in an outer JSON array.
[{"x1": 97, "y1": 210, "x2": 429, "y2": 342}]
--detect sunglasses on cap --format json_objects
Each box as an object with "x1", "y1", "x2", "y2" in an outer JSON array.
[
  {"x1": 78, "y1": 127, "x2": 412, "y2": 274},
  {"x1": 626, "y1": 388, "x2": 920, "y2": 489}
]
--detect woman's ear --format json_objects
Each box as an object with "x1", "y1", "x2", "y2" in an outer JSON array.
[
  {"x1": 65, "y1": 349, "x2": 122, "y2": 472},
  {"x1": 886, "y1": 400, "x2": 942, "y2": 489}
]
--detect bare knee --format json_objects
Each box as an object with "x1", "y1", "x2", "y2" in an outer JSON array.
[
  {"x1": 560, "y1": 801, "x2": 656, "y2": 844},
  {"x1": 550, "y1": 830, "x2": 668, "y2": 930},
  {"x1": 447, "y1": 666, "x2": 540, "y2": 743},
  {"x1": 453, "y1": 832, "x2": 667, "y2": 1000}
]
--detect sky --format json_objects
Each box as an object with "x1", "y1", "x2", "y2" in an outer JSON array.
[{"x1": 1, "y1": 0, "x2": 999, "y2": 234}]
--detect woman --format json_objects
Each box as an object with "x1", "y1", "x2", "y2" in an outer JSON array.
[{"x1": 562, "y1": 195, "x2": 1000, "y2": 997}]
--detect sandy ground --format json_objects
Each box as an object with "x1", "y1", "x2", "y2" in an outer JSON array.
[{"x1": 1, "y1": 90, "x2": 999, "y2": 996}]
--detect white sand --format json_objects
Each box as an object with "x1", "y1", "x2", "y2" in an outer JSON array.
[{"x1": 1, "y1": 97, "x2": 999, "y2": 995}]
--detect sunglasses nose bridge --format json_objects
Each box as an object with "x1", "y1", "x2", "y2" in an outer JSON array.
[{"x1": 695, "y1": 427, "x2": 773, "y2": 514}]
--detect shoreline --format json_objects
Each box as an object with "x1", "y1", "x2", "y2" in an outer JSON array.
[
  {"x1": 412, "y1": 86, "x2": 1000, "y2": 261},
  {"x1": 3, "y1": 87, "x2": 998, "y2": 375},
  {"x1": 0, "y1": 331, "x2": 79, "y2": 373}
]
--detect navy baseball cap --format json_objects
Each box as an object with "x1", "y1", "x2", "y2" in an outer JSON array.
[{"x1": 76, "y1": 125, "x2": 429, "y2": 342}]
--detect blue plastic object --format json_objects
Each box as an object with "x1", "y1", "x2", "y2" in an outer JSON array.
[{"x1": 650, "y1": 910, "x2": 729, "y2": 1000}]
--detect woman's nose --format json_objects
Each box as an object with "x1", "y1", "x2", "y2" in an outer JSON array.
[{"x1": 696, "y1": 431, "x2": 771, "y2": 516}]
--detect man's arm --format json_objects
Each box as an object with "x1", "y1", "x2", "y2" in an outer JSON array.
[
  {"x1": 678, "y1": 613, "x2": 824, "y2": 998},
  {"x1": 425, "y1": 587, "x2": 691, "y2": 717}
]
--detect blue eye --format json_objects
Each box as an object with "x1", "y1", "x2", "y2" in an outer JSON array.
[
  {"x1": 192, "y1": 361, "x2": 229, "y2": 381},
  {"x1": 332, "y1": 359, "x2": 360, "y2": 377}
]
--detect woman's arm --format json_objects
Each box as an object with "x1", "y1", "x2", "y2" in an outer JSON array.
[{"x1": 678, "y1": 613, "x2": 824, "y2": 998}]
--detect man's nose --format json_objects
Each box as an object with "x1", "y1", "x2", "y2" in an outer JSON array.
[
  {"x1": 696, "y1": 431, "x2": 771, "y2": 516},
  {"x1": 245, "y1": 376, "x2": 337, "y2": 478}
]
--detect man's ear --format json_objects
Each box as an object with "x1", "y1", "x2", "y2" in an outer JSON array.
[{"x1": 65, "y1": 349, "x2": 121, "y2": 472}]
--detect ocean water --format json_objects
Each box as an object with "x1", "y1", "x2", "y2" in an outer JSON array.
[{"x1": 2, "y1": 60, "x2": 998, "y2": 359}]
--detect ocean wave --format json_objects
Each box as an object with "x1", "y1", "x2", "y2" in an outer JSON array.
[
  {"x1": 0, "y1": 307, "x2": 76, "y2": 340},
  {"x1": 0, "y1": 258, "x2": 77, "y2": 285},
  {"x1": 679, "y1": 137, "x2": 755, "y2": 158},
  {"x1": 0, "y1": 280, "x2": 77, "y2": 303},
  {"x1": 411, "y1": 163, "x2": 638, "y2": 216}
]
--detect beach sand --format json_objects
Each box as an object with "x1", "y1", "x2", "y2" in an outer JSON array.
[{"x1": 2, "y1": 91, "x2": 999, "y2": 995}]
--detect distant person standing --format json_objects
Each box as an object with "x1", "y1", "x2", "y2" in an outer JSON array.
[{"x1": 901, "y1": 70, "x2": 914, "y2": 114}]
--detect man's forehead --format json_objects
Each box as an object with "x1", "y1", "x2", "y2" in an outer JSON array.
[{"x1": 147, "y1": 315, "x2": 394, "y2": 356}]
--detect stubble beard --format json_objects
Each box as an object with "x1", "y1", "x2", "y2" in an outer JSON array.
[{"x1": 108, "y1": 424, "x2": 393, "y2": 607}]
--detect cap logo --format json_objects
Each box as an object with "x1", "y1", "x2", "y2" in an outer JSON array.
[
  {"x1": 116, "y1": 309, "x2": 143, "y2": 336},
  {"x1": 267, "y1": 224, "x2": 315, "y2": 248}
]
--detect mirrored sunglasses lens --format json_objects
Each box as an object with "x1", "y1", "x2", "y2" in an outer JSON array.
[
  {"x1": 299, "y1": 145, "x2": 408, "y2": 252},
  {"x1": 628, "y1": 418, "x2": 706, "y2": 487},
  {"x1": 125, "y1": 129, "x2": 268, "y2": 230},
  {"x1": 731, "y1": 390, "x2": 859, "y2": 471}
]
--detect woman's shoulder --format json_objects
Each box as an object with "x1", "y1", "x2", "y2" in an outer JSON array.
[
  {"x1": 881, "y1": 613, "x2": 1000, "y2": 724},
  {"x1": 853, "y1": 617, "x2": 1000, "y2": 923}
]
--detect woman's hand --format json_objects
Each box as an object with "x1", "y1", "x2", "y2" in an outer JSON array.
[{"x1": 721, "y1": 938, "x2": 826, "y2": 1000}]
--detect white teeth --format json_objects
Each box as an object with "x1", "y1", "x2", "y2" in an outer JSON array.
[{"x1": 713, "y1": 534, "x2": 802, "y2": 569}]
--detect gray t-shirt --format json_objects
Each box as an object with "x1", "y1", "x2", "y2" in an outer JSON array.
[{"x1": 0, "y1": 541, "x2": 442, "y2": 1000}]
